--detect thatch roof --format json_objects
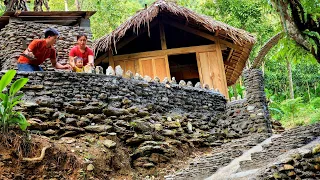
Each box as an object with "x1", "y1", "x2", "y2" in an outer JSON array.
[{"x1": 93, "y1": 0, "x2": 256, "y2": 86}]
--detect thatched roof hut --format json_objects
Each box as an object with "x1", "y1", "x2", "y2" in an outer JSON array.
[{"x1": 93, "y1": 0, "x2": 256, "y2": 97}]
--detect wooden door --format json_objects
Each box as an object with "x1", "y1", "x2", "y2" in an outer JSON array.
[
  {"x1": 197, "y1": 50, "x2": 228, "y2": 98},
  {"x1": 139, "y1": 56, "x2": 170, "y2": 81}
]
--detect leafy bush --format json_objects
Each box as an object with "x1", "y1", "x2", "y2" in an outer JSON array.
[
  {"x1": 310, "y1": 111, "x2": 320, "y2": 124},
  {"x1": 280, "y1": 97, "x2": 304, "y2": 121},
  {"x1": 268, "y1": 101, "x2": 284, "y2": 120},
  {"x1": 311, "y1": 97, "x2": 320, "y2": 109},
  {"x1": 0, "y1": 70, "x2": 29, "y2": 133}
]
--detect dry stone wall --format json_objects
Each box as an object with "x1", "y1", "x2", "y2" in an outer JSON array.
[
  {"x1": 0, "y1": 67, "x2": 272, "y2": 171},
  {"x1": 257, "y1": 143, "x2": 320, "y2": 179},
  {"x1": 0, "y1": 18, "x2": 92, "y2": 71},
  {"x1": 221, "y1": 69, "x2": 272, "y2": 138},
  {"x1": 11, "y1": 71, "x2": 228, "y2": 168}
]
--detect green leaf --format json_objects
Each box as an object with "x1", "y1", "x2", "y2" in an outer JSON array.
[
  {"x1": 11, "y1": 94, "x2": 23, "y2": 104},
  {"x1": 0, "y1": 93, "x2": 7, "y2": 101},
  {"x1": 9, "y1": 78, "x2": 28, "y2": 96},
  {"x1": 12, "y1": 112, "x2": 29, "y2": 131},
  {"x1": 0, "y1": 70, "x2": 16, "y2": 92},
  {"x1": 9, "y1": 100, "x2": 22, "y2": 110}
]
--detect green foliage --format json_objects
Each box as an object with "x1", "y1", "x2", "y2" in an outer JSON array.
[
  {"x1": 228, "y1": 83, "x2": 245, "y2": 99},
  {"x1": 280, "y1": 97, "x2": 303, "y2": 121},
  {"x1": 310, "y1": 111, "x2": 320, "y2": 124},
  {"x1": 311, "y1": 97, "x2": 320, "y2": 109},
  {"x1": 0, "y1": 70, "x2": 29, "y2": 133}
]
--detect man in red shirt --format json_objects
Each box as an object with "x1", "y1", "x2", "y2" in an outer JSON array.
[{"x1": 17, "y1": 28, "x2": 71, "y2": 71}]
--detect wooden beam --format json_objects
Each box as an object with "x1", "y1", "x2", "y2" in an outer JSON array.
[
  {"x1": 94, "y1": 54, "x2": 108, "y2": 66},
  {"x1": 159, "y1": 22, "x2": 167, "y2": 50},
  {"x1": 226, "y1": 48, "x2": 234, "y2": 62},
  {"x1": 109, "y1": 44, "x2": 216, "y2": 62},
  {"x1": 16, "y1": 16, "x2": 82, "y2": 19},
  {"x1": 162, "y1": 20, "x2": 242, "y2": 51},
  {"x1": 32, "y1": 20, "x2": 78, "y2": 23}
]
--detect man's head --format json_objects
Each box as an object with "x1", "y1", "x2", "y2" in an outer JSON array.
[
  {"x1": 44, "y1": 28, "x2": 59, "y2": 46},
  {"x1": 74, "y1": 57, "x2": 83, "y2": 68}
]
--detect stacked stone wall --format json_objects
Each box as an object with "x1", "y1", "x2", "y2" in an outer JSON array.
[
  {"x1": 10, "y1": 71, "x2": 228, "y2": 168},
  {"x1": 0, "y1": 19, "x2": 92, "y2": 71},
  {"x1": 221, "y1": 69, "x2": 272, "y2": 137}
]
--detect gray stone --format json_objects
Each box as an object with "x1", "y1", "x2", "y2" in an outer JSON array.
[
  {"x1": 187, "y1": 81, "x2": 193, "y2": 87},
  {"x1": 162, "y1": 129, "x2": 176, "y2": 136},
  {"x1": 154, "y1": 76, "x2": 160, "y2": 83},
  {"x1": 87, "y1": 164, "x2": 94, "y2": 171},
  {"x1": 162, "y1": 77, "x2": 169, "y2": 84},
  {"x1": 171, "y1": 77, "x2": 177, "y2": 84},
  {"x1": 187, "y1": 122, "x2": 193, "y2": 133},
  {"x1": 84, "y1": 125, "x2": 112, "y2": 133},
  {"x1": 115, "y1": 65, "x2": 123, "y2": 77},
  {"x1": 247, "y1": 105, "x2": 255, "y2": 111},
  {"x1": 125, "y1": 70, "x2": 134, "y2": 78},
  {"x1": 144, "y1": 75, "x2": 152, "y2": 82},
  {"x1": 179, "y1": 80, "x2": 186, "y2": 86},
  {"x1": 195, "y1": 82, "x2": 201, "y2": 88},
  {"x1": 95, "y1": 66, "x2": 103, "y2": 74},
  {"x1": 154, "y1": 124, "x2": 163, "y2": 131},
  {"x1": 102, "y1": 139, "x2": 116, "y2": 148},
  {"x1": 106, "y1": 66, "x2": 115, "y2": 76}
]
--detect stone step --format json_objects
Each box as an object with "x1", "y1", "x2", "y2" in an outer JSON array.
[
  {"x1": 165, "y1": 134, "x2": 269, "y2": 180},
  {"x1": 238, "y1": 124, "x2": 320, "y2": 172},
  {"x1": 204, "y1": 134, "x2": 278, "y2": 180}
]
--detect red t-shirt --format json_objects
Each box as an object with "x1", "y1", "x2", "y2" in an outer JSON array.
[
  {"x1": 69, "y1": 46, "x2": 94, "y2": 66},
  {"x1": 18, "y1": 39, "x2": 56, "y2": 65}
]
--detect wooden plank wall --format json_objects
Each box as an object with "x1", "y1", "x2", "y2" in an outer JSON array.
[
  {"x1": 196, "y1": 44, "x2": 228, "y2": 98},
  {"x1": 139, "y1": 56, "x2": 170, "y2": 81},
  {"x1": 111, "y1": 44, "x2": 228, "y2": 98}
]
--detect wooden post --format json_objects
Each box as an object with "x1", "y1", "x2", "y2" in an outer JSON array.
[
  {"x1": 215, "y1": 40, "x2": 229, "y2": 98},
  {"x1": 159, "y1": 22, "x2": 167, "y2": 50},
  {"x1": 109, "y1": 50, "x2": 114, "y2": 68}
]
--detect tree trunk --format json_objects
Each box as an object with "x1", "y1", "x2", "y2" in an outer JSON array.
[
  {"x1": 251, "y1": 32, "x2": 284, "y2": 69},
  {"x1": 286, "y1": 57, "x2": 294, "y2": 99},
  {"x1": 306, "y1": 81, "x2": 311, "y2": 103},
  {"x1": 262, "y1": 61, "x2": 265, "y2": 76},
  {"x1": 64, "y1": 0, "x2": 68, "y2": 11},
  {"x1": 270, "y1": 0, "x2": 320, "y2": 63},
  {"x1": 75, "y1": 0, "x2": 80, "y2": 10}
]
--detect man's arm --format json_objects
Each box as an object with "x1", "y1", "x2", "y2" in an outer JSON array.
[
  {"x1": 50, "y1": 58, "x2": 72, "y2": 70},
  {"x1": 69, "y1": 56, "x2": 76, "y2": 68},
  {"x1": 22, "y1": 40, "x2": 39, "y2": 58}
]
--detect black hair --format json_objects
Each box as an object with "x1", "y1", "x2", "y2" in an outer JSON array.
[
  {"x1": 77, "y1": 33, "x2": 88, "y2": 40},
  {"x1": 74, "y1": 57, "x2": 83, "y2": 63},
  {"x1": 44, "y1": 28, "x2": 59, "y2": 38}
]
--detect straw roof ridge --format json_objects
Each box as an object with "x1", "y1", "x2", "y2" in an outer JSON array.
[{"x1": 93, "y1": 0, "x2": 256, "y2": 55}]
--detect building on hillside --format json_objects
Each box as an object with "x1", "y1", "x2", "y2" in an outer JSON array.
[
  {"x1": 93, "y1": 0, "x2": 255, "y2": 98},
  {"x1": 0, "y1": 11, "x2": 95, "y2": 70}
]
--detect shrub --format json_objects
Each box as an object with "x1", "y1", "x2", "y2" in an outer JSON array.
[
  {"x1": 0, "y1": 70, "x2": 29, "y2": 133},
  {"x1": 311, "y1": 97, "x2": 320, "y2": 109},
  {"x1": 310, "y1": 111, "x2": 320, "y2": 124},
  {"x1": 280, "y1": 97, "x2": 303, "y2": 121}
]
